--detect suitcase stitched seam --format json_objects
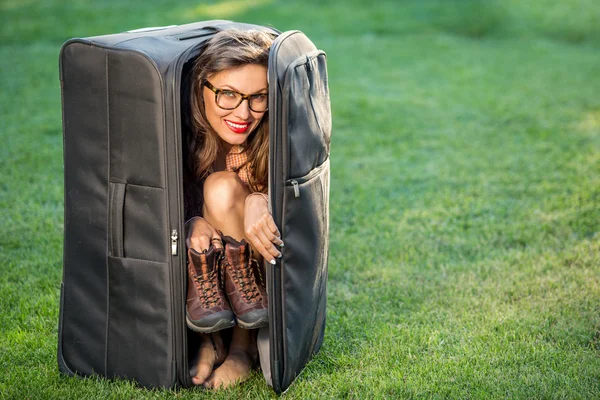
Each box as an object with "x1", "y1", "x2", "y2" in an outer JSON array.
[
  {"x1": 105, "y1": 49, "x2": 110, "y2": 377},
  {"x1": 125, "y1": 182, "x2": 165, "y2": 190},
  {"x1": 107, "y1": 256, "x2": 168, "y2": 265}
]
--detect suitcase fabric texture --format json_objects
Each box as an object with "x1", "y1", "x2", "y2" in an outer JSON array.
[{"x1": 58, "y1": 20, "x2": 331, "y2": 393}]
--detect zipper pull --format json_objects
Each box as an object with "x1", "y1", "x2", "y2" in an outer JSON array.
[
  {"x1": 291, "y1": 180, "x2": 300, "y2": 198},
  {"x1": 171, "y1": 229, "x2": 178, "y2": 256}
]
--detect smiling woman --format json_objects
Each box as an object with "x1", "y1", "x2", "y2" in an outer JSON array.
[
  {"x1": 202, "y1": 65, "x2": 269, "y2": 145},
  {"x1": 181, "y1": 29, "x2": 280, "y2": 389}
]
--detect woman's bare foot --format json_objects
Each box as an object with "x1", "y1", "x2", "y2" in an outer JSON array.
[
  {"x1": 191, "y1": 333, "x2": 227, "y2": 386},
  {"x1": 202, "y1": 348, "x2": 253, "y2": 389}
]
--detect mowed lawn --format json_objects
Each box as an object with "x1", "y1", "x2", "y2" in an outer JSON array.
[{"x1": 1, "y1": 0, "x2": 599, "y2": 398}]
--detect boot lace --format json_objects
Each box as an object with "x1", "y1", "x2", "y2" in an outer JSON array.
[
  {"x1": 194, "y1": 270, "x2": 220, "y2": 307},
  {"x1": 223, "y1": 257, "x2": 262, "y2": 302},
  {"x1": 190, "y1": 253, "x2": 222, "y2": 307}
]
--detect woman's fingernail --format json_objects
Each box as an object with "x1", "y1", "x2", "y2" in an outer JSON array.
[
  {"x1": 280, "y1": 242, "x2": 284, "y2": 247},
  {"x1": 270, "y1": 259, "x2": 276, "y2": 265},
  {"x1": 278, "y1": 253, "x2": 282, "y2": 258}
]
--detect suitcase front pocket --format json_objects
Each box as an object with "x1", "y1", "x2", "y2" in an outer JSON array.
[
  {"x1": 279, "y1": 158, "x2": 330, "y2": 384},
  {"x1": 106, "y1": 256, "x2": 173, "y2": 387},
  {"x1": 108, "y1": 182, "x2": 169, "y2": 262}
]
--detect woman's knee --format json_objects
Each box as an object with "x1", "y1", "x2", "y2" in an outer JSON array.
[{"x1": 203, "y1": 171, "x2": 247, "y2": 215}]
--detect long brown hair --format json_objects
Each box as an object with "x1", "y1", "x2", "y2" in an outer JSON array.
[{"x1": 186, "y1": 29, "x2": 274, "y2": 193}]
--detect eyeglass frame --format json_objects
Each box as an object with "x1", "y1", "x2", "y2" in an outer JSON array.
[{"x1": 203, "y1": 81, "x2": 269, "y2": 113}]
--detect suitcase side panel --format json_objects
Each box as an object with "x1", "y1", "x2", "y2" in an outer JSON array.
[
  {"x1": 60, "y1": 42, "x2": 175, "y2": 387},
  {"x1": 280, "y1": 51, "x2": 331, "y2": 391},
  {"x1": 268, "y1": 32, "x2": 331, "y2": 393},
  {"x1": 60, "y1": 42, "x2": 111, "y2": 377}
]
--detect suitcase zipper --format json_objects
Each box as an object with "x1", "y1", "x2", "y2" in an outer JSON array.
[
  {"x1": 171, "y1": 229, "x2": 178, "y2": 256},
  {"x1": 170, "y1": 43, "x2": 209, "y2": 387},
  {"x1": 174, "y1": 30, "x2": 215, "y2": 41},
  {"x1": 290, "y1": 180, "x2": 300, "y2": 198},
  {"x1": 284, "y1": 158, "x2": 329, "y2": 200},
  {"x1": 170, "y1": 52, "x2": 187, "y2": 388}
]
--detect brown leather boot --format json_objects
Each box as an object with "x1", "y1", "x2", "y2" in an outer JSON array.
[
  {"x1": 186, "y1": 245, "x2": 236, "y2": 333},
  {"x1": 221, "y1": 236, "x2": 268, "y2": 329}
]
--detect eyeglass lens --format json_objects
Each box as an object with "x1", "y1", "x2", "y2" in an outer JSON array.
[{"x1": 217, "y1": 91, "x2": 268, "y2": 112}]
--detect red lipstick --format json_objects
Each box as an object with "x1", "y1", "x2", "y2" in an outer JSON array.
[{"x1": 225, "y1": 119, "x2": 249, "y2": 134}]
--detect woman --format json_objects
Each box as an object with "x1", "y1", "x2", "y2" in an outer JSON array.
[{"x1": 182, "y1": 29, "x2": 282, "y2": 390}]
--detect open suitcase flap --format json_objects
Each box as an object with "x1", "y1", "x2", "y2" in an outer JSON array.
[{"x1": 266, "y1": 31, "x2": 331, "y2": 394}]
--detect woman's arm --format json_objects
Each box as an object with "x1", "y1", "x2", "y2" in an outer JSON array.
[{"x1": 243, "y1": 193, "x2": 284, "y2": 264}]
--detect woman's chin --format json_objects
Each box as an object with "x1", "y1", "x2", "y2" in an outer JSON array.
[{"x1": 221, "y1": 133, "x2": 249, "y2": 146}]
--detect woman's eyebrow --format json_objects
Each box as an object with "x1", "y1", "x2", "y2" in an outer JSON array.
[{"x1": 219, "y1": 84, "x2": 268, "y2": 94}]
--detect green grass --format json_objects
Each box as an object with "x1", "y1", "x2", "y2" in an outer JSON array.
[{"x1": 1, "y1": 0, "x2": 599, "y2": 398}]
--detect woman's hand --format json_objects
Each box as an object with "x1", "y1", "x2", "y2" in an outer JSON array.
[
  {"x1": 244, "y1": 193, "x2": 283, "y2": 265},
  {"x1": 186, "y1": 217, "x2": 223, "y2": 252}
]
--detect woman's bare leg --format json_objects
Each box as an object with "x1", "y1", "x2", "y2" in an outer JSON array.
[
  {"x1": 202, "y1": 171, "x2": 249, "y2": 242},
  {"x1": 200, "y1": 171, "x2": 255, "y2": 389}
]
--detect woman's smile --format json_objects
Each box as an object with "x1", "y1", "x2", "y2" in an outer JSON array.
[{"x1": 224, "y1": 119, "x2": 250, "y2": 134}]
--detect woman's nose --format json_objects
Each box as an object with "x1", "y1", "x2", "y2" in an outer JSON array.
[{"x1": 233, "y1": 98, "x2": 251, "y2": 120}]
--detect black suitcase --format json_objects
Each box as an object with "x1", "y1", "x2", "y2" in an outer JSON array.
[{"x1": 58, "y1": 20, "x2": 331, "y2": 393}]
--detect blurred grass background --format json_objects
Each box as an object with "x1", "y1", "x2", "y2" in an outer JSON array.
[{"x1": 1, "y1": 0, "x2": 599, "y2": 398}]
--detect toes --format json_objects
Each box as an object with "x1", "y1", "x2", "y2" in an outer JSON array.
[
  {"x1": 192, "y1": 376, "x2": 203, "y2": 386},
  {"x1": 192, "y1": 336, "x2": 217, "y2": 386},
  {"x1": 212, "y1": 377, "x2": 225, "y2": 390},
  {"x1": 202, "y1": 367, "x2": 232, "y2": 390},
  {"x1": 192, "y1": 361, "x2": 213, "y2": 385},
  {"x1": 201, "y1": 378, "x2": 212, "y2": 389},
  {"x1": 202, "y1": 373, "x2": 225, "y2": 390}
]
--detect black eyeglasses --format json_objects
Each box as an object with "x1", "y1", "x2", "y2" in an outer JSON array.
[{"x1": 203, "y1": 81, "x2": 268, "y2": 113}]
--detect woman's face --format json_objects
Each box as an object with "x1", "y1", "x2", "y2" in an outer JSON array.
[{"x1": 203, "y1": 64, "x2": 268, "y2": 148}]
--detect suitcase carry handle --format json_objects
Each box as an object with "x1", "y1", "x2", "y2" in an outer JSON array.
[
  {"x1": 172, "y1": 27, "x2": 220, "y2": 41},
  {"x1": 109, "y1": 182, "x2": 126, "y2": 258},
  {"x1": 126, "y1": 25, "x2": 178, "y2": 33}
]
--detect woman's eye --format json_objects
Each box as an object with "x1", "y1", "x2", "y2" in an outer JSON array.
[
  {"x1": 221, "y1": 90, "x2": 236, "y2": 98},
  {"x1": 251, "y1": 94, "x2": 267, "y2": 101}
]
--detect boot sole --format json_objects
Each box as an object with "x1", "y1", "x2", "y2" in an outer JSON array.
[
  {"x1": 186, "y1": 315, "x2": 236, "y2": 333},
  {"x1": 237, "y1": 317, "x2": 269, "y2": 330},
  {"x1": 236, "y1": 309, "x2": 269, "y2": 329}
]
